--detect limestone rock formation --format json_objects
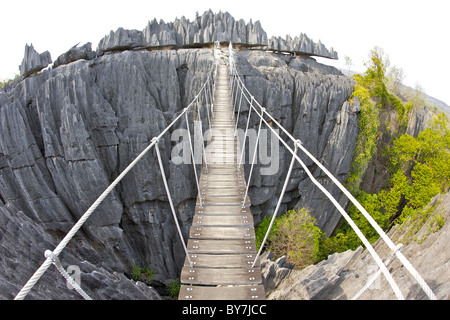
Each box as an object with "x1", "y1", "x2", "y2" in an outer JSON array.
[
  {"x1": 2, "y1": 11, "x2": 423, "y2": 300},
  {"x1": 97, "y1": 11, "x2": 269, "y2": 55},
  {"x1": 143, "y1": 18, "x2": 177, "y2": 47},
  {"x1": 1, "y1": 44, "x2": 355, "y2": 299},
  {"x1": 233, "y1": 50, "x2": 358, "y2": 234},
  {"x1": 96, "y1": 10, "x2": 335, "y2": 59},
  {"x1": 19, "y1": 44, "x2": 52, "y2": 78},
  {"x1": 263, "y1": 192, "x2": 450, "y2": 300},
  {"x1": 267, "y1": 34, "x2": 338, "y2": 59},
  {"x1": 98, "y1": 27, "x2": 145, "y2": 53},
  {"x1": 53, "y1": 42, "x2": 96, "y2": 68}
]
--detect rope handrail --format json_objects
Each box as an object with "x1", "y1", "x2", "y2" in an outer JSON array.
[
  {"x1": 14, "y1": 52, "x2": 218, "y2": 300},
  {"x1": 227, "y1": 43, "x2": 437, "y2": 300},
  {"x1": 244, "y1": 100, "x2": 405, "y2": 300}
]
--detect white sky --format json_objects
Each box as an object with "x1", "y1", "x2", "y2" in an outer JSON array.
[{"x1": 1, "y1": 0, "x2": 449, "y2": 105}]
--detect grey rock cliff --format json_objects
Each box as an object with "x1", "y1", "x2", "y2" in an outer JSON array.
[
  {"x1": 53, "y1": 42, "x2": 96, "y2": 68},
  {"x1": 1, "y1": 48, "x2": 215, "y2": 299},
  {"x1": 2, "y1": 11, "x2": 351, "y2": 299},
  {"x1": 268, "y1": 34, "x2": 338, "y2": 59},
  {"x1": 19, "y1": 44, "x2": 52, "y2": 78},
  {"x1": 1, "y1": 46, "x2": 354, "y2": 299},
  {"x1": 96, "y1": 10, "x2": 336, "y2": 60},
  {"x1": 232, "y1": 50, "x2": 358, "y2": 234}
]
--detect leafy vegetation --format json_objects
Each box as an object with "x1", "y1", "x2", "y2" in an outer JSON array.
[
  {"x1": 255, "y1": 208, "x2": 338, "y2": 269},
  {"x1": 328, "y1": 47, "x2": 449, "y2": 251},
  {"x1": 131, "y1": 265, "x2": 155, "y2": 283},
  {"x1": 1, "y1": 74, "x2": 20, "y2": 91},
  {"x1": 345, "y1": 79, "x2": 379, "y2": 192},
  {"x1": 166, "y1": 279, "x2": 181, "y2": 298},
  {"x1": 258, "y1": 47, "x2": 449, "y2": 266}
]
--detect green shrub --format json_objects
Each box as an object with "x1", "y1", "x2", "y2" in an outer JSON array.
[
  {"x1": 267, "y1": 208, "x2": 323, "y2": 270},
  {"x1": 166, "y1": 279, "x2": 181, "y2": 298},
  {"x1": 131, "y1": 265, "x2": 155, "y2": 282},
  {"x1": 345, "y1": 78, "x2": 379, "y2": 193},
  {"x1": 255, "y1": 214, "x2": 279, "y2": 251}
]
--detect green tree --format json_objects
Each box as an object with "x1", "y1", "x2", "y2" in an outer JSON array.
[
  {"x1": 344, "y1": 55, "x2": 354, "y2": 75},
  {"x1": 267, "y1": 209, "x2": 323, "y2": 269}
]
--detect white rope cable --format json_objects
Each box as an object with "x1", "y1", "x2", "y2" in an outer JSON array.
[
  {"x1": 242, "y1": 107, "x2": 264, "y2": 208},
  {"x1": 196, "y1": 95, "x2": 209, "y2": 169},
  {"x1": 238, "y1": 96, "x2": 254, "y2": 168},
  {"x1": 14, "y1": 63, "x2": 216, "y2": 300},
  {"x1": 154, "y1": 139, "x2": 193, "y2": 268},
  {"x1": 185, "y1": 110, "x2": 202, "y2": 206},
  {"x1": 228, "y1": 47, "x2": 437, "y2": 300},
  {"x1": 252, "y1": 140, "x2": 298, "y2": 268},
  {"x1": 251, "y1": 103, "x2": 405, "y2": 300}
]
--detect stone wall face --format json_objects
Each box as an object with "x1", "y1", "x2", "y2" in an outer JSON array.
[{"x1": 1, "y1": 11, "x2": 351, "y2": 299}]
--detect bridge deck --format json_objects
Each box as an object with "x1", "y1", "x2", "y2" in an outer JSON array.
[{"x1": 178, "y1": 63, "x2": 265, "y2": 300}]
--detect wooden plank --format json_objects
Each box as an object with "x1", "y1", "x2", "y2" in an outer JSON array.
[
  {"x1": 204, "y1": 165, "x2": 241, "y2": 170},
  {"x1": 197, "y1": 196, "x2": 248, "y2": 206},
  {"x1": 201, "y1": 180, "x2": 244, "y2": 187},
  {"x1": 187, "y1": 239, "x2": 256, "y2": 254},
  {"x1": 200, "y1": 174, "x2": 241, "y2": 181},
  {"x1": 200, "y1": 183, "x2": 244, "y2": 189},
  {"x1": 184, "y1": 254, "x2": 260, "y2": 268},
  {"x1": 195, "y1": 206, "x2": 250, "y2": 215},
  {"x1": 200, "y1": 189, "x2": 244, "y2": 196},
  {"x1": 203, "y1": 166, "x2": 240, "y2": 171},
  {"x1": 192, "y1": 215, "x2": 253, "y2": 227},
  {"x1": 206, "y1": 161, "x2": 238, "y2": 166},
  {"x1": 189, "y1": 226, "x2": 255, "y2": 240},
  {"x1": 179, "y1": 284, "x2": 265, "y2": 300},
  {"x1": 200, "y1": 175, "x2": 243, "y2": 182},
  {"x1": 180, "y1": 267, "x2": 262, "y2": 285},
  {"x1": 203, "y1": 171, "x2": 241, "y2": 176}
]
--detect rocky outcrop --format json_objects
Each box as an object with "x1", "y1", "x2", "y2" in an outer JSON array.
[
  {"x1": 0, "y1": 204, "x2": 162, "y2": 300},
  {"x1": 1, "y1": 46, "x2": 355, "y2": 299},
  {"x1": 19, "y1": 44, "x2": 52, "y2": 78},
  {"x1": 97, "y1": 11, "x2": 268, "y2": 55},
  {"x1": 1, "y1": 11, "x2": 352, "y2": 299},
  {"x1": 264, "y1": 248, "x2": 362, "y2": 300},
  {"x1": 98, "y1": 28, "x2": 146, "y2": 53},
  {"x1": 263, "y1": 192, "x2": 450, "y2": 300},
  {"x1": 0, "y1": 48, "x2": 215, "y2": 299},
  {"x1": 96, "y1": 10, "x2": 336, "y2": 59},
  {"x1": 53, "y1": 42, "x2": 96, "y2": 68},
  {"x1": 267, "y1": 34, "x2": 338, "y2": 59},
  {"x1": 233, "y1": 50, "x2": 358, "y2": 234}
]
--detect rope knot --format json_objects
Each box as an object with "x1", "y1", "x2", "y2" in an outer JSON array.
[
  {"x1": 151, "y1": 137, "x2": 159, "y2": 144},
  {"x1": 44, "y1": 250, "x2": 56, "y2": 262}
]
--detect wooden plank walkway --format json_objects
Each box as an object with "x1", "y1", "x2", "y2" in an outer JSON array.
[{"x1": 178, "y1": 63, "x2": 265, "y2": 300}]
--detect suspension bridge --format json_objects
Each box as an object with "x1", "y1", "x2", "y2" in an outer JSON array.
[{"x1": 13, "y1": 43, "x2": 437, "y2": 301}]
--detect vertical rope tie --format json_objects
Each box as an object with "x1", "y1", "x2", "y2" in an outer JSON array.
[
  {"x1": 185, "y1": 110, "x2": 201, "y2": 207},
  {"x1": 153, "y1": 137, "x2": 193, "y2": 268},
  {"x1": 239, "y1": 96, "x2": 254, "y2": 168},
  {"x1": 242, "y1": 106, "x2": 264, "y2": 208},
  {"x1": 252, "y1": 141, "x2": 299, "y2": 268}
]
